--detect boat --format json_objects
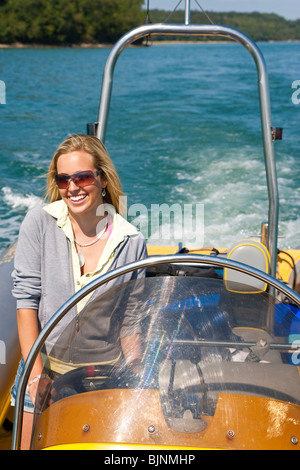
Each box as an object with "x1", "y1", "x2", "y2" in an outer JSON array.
[{"x1": 1, "y1": 0, "x2": 300, "y2": 451}]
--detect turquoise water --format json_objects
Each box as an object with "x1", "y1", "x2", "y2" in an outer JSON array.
[{"x1": 0, "y1": 41, "x2": 299, "y2": 251}]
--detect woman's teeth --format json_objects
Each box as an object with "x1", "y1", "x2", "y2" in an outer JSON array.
[{"x1": 70, "y1": 195, "x2": 87, "y2": 202}]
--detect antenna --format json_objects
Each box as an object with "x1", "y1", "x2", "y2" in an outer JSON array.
[{"x1": 185, "y1": 0, "x2": 191, "y2": 24}]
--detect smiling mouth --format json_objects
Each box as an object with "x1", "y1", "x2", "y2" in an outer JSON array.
[{"x1": 69, "y1": 194, "x2": 88, "y2": 203}]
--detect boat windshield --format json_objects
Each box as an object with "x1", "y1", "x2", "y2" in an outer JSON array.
[{"x1": 31, "y1": 271, "x2": 300, "y2": 449}]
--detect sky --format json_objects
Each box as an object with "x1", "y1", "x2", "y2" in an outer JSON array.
[{"x1": 143, "y1": 0, "x2": 300, "y2": 20}]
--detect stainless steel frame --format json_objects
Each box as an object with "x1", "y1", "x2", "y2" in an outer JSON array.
[
  {"x1": 12, "y1": 254, "x2": 300, "y2": 450},
  {"x1": 96, "y1": 22, "x2": 279, "y2": 278}
]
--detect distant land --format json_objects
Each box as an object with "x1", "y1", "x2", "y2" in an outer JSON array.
[
  {"x1": 0, "y1": 0, "x2": 299, "y2": 46},
  {"x1": 148, "y1": 9, "x2": 300, "y2": 42}
]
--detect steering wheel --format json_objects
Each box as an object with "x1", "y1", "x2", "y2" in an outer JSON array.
[
  {"x1": 51, "y1": 364, "x2": 138, "y2": 401},
  {"x1": 52, "y1": 365, "x2": 118, "y2": 398}
]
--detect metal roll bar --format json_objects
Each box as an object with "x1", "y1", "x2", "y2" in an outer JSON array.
[
  {"x1": 95, "y1": 22, "x2": 278, "y2": 278},
  {"x1": 12, "y1": 254, "x2": 300, "y2": 449}
]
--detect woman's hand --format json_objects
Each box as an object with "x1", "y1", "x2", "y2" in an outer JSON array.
[
  {"x1": 28, "y1": 374, "x2": 54, "y2": 409},
  {"x1": 121, "y1": 334, "x2": 142, "y2": 374}
]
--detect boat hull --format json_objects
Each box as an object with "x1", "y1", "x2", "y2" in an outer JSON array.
[
  {"x1": 31, "y1": 389, "x2": 300, "y2": 450},
  {"x1": 0, "y1": 244, "x2": 20, "y2": 427}
]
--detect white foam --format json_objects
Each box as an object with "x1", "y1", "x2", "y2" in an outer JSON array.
[
  {"x1": 278, "y1": 218, "x2": 300, "y2": 250},
  {"x1": 2, "y1": 187, "x2": 41, "y2": 211}
]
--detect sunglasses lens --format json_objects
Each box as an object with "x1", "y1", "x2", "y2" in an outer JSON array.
[
  {"x1": 74, "y1": 172, "x2": 95, "y2": 187},
  {"x1": 55, "y1": 171, "x2": 98, "y2": 189},
  {"x1": 55, "y1": 174, "x2": 70, "y2": 189}
]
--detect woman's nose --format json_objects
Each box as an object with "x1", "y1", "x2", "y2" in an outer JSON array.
[{"x1": 68, "y1": 179, "x2": 80, "y2": 191}]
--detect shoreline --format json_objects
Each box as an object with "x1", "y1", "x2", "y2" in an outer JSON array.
[
  {"x1": 0, "y1": 42, "x2": 114, "y2": 49},
  {"x1": 0, "y1": 39, "x2": 299, "y2": 49}
]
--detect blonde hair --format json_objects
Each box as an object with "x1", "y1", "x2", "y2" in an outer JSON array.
[{"x1": 45, "y1": 134, "x2": 124, "y2": 213}]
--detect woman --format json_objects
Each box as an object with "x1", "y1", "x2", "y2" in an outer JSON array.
[{"x1": 11, "y1": 134, "x2": 147, "y2": 449}]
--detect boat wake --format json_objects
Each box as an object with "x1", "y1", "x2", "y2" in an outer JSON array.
[{"x1": 2, "y1": 187, "x2": 41, "y2": 212}]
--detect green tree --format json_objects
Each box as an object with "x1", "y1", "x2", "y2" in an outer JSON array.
[{"x1": 0, "y1": 0, "x2": 144, "y2": 45}]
